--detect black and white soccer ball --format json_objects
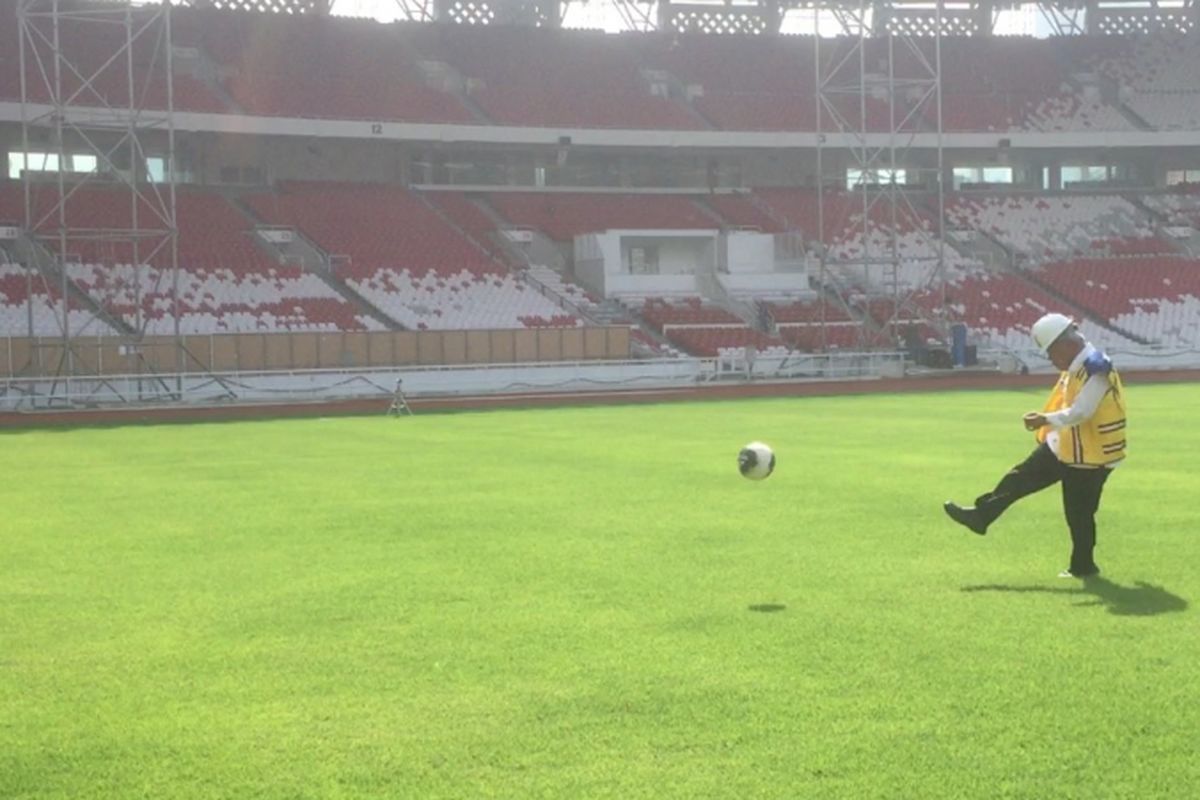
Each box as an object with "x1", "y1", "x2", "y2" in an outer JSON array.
[{"x1": 738, "y1": 441, "x2": 776, "y2": 481}]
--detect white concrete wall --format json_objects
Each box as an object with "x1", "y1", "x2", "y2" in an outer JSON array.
[
  {"x1": 721, "y1": 273, "x2": 812, "y2": 295},
  {"x1": 621, "y1": 237, "x2": 713, "y2": 276},
  {"x1": 726, "y1": 232, "x2": 777, "y2": 274},
  {"x1": 604, "y1": 274, "x2": 698, "y2": 296},
  {"x1": 0, "y1": 352, "x2": 918, "y2": 411},
  {"x1": 6, "y1": 102, "x2": 1197, "y2": 151},
  {"x1": 578, "y1": 230, "x2": 716, "y2": 297}
]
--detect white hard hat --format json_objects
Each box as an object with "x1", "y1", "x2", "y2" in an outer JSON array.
[{"x1": 1031, "y1": 313, "x2": 1075, "y2": 352}]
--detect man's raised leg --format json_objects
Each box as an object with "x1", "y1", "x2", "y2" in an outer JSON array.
[{"x1": 945, "y1": 444, "x2": 1062, "y2": 534}]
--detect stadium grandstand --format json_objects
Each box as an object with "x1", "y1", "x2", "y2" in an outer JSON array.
[{"x1": 1, "y1": 0, "x2": 1200, "y2": 407}]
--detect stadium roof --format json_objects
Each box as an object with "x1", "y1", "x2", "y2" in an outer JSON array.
[{"x1": 176, "y1": 0, "x2": 1197, "y2": 37}]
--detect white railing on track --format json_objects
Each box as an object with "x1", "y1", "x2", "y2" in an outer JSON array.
[
  {"x1": 6, "y1": 345, "x2": 1197, "y2": 413},
  {"x1": 1, "y1": 351, "x2": 912, "y2": 412}
]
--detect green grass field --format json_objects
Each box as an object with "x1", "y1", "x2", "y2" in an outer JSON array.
[{"x1": 2, "y1": 384, "x2": 1197, "y2": 799}]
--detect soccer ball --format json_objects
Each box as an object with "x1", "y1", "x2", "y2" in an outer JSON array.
[{"x1": 738, "y1": 441, "x2": 775, "y2": 481}]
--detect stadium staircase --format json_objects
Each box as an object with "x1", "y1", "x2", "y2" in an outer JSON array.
[
  {"x1": 694, "y1": 261, "x2": 763, "y2": 331},
  {"x1": 414, "y1": 60, "x2": 494, "y2": 125},
  {"x1": 586, "y1": 297, "x2": 640, "y2": 327},
  {"x1": 745, "y1": 193, "x2": 792, "y2": 233},
  {"x1": 455, "y1": 90, "x2": 498, "y2": 125},
  {"x1": 232, "y1": 197, "x2": 402, "y2": 331},
  {"x1": 457, "y1": 194, "x2": 599, "y2": 314},
  {"x1": 945, "y1": 229, "x2": 1012, "y2": 270},
  {"x1": 963, "y1": 225, "x2": 1018, "y2": 270},
  {"x1": 638, "y1": 69, "x2": 716, "y2": 130},
  {"x1": 1044, "y1": 45, "x2": 1149, "y2": 133},
  {"x1": 927, "y1": 200, "x2": 1015, "y2": 269},
  {"x1": 676, "y1": 100, "x2": 717, "y2": 130},
  {"x1": 10, "y1": 234, "x2": 136, "y2": 336},
  {"x1": 689, "y1": 196, "x2": 742, "y2": 230},
  {"x1": 173, "y1": 46, "x2": 242, "y2": 114},
  {"x1": 461, "y1": 193, "x2": 702, "y2": 353},
  {"x1": 464, "y1": 195, "x2": 572, "y2": 273},
  {"x1": 519, "y1": 229, "x2": 572, "y2": 275},
  {"x1": 1176, "y1": 230, "x2": 1200, "y2": 258},
  {"x1": 1125, "y1": 195, "x2": 1200, "y2": 256},
  {"x1": 415, "y1": 190, "x2": 609, "y2": 324},
  {"x1": 613, "y1": 301, "x2": 689, "y2": 356},
  {"x1": 1100, "y1": 81, "x2": 1155, "y2": 132},
  {"x1": 1084, "y1": 61, "x2": 1156, "y2": 133},
  {"x1": 475, "y1": 204, "x2": 559, "y2": 272},
  {"x1": 412, "y1": 191, "x2": 508, "y2": 267},
  {"x1": 1114, "y1": 100, "x2": 1156, "y2": 131},
  {"x1": 520, "y1": 269, "x2": 605, "y2": 325}
]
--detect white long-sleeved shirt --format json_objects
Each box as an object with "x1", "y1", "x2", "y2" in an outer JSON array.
[{"x1": 1044, "y1": 343, "x2": 1120, "y2": 467}]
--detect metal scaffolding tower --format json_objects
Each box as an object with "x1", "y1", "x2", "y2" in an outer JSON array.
[
  {"x1": 814, "y1": 0, "x2": 948, "y2": 351},
  {"x1": 17, "y1": 0, "x2": 181, "y2": 404}
]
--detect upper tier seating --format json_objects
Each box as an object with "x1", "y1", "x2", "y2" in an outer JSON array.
[
  {"x1": 631, "y1": 33, "x2": 818, "y2": 132},
  {"x1": 704, "y1": 194, "x2": 787, "y2": 232},
  {"x1": 411, "y1": 25, "x2": 696, "y2": 130},
  {"x1": 5, "y1": 3, "x2": 1187, "y2": 133},
  {"x1": 172, "y1": 10, "x2": 474, "y2": 123},
  {"x1": 0, "y1": 3, "x2": 224, "y2": 112},
  {"x1": 752, "y1": 189, "x2": 983, "y2": 292},
  {"x1": 1024, "y1": 89, "x2": 1138, "y2": 133},
  {"x1": 1141, "y1": 189, "x2": 1200, "y2": 228},
  {"x1": 946, "y1": 194, "x2": 1172, "y2": 259},
  {"x1": 935, "y1": 36, "x2": 1114, "y2": 132},
  {"x1": 1090, "y1": 32, "x2": 1200, "y2": 131}
]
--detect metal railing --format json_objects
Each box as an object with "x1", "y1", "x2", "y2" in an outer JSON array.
[
  {"x1": 7, "y1": 344, "x2": 1196, "y2": 414},
  {"x1": 1, "y1": 351, "x2": 914, "y2": 413}
]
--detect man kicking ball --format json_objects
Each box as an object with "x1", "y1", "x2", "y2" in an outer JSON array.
[{"x1": 944, "y1": 313, "x2": 1127, "y2": 578}]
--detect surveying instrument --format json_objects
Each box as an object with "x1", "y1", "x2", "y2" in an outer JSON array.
[{"x1": 388, "y1": 377, "x2": 412, "y2": 416}]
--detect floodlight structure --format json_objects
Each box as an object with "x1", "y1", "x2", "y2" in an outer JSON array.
[
  {"x1": 813, "y1": 0, "x2": 948, "y2": 351},
  {"x1": 194, "y1": 0, "x2": 330, "y2": 11},
  {"x1": 324, "y1": 0, "x2": 1199, "y2": 34},
  {"x1": 16, "y1": 0, "x2": 181, "y2": 404},
  {"x1": 431, "y1": 0, "x2": 563, "y2": 25},
  {"x1": 1046, "y1": 0, "x2": 1197, "y2": 36}
]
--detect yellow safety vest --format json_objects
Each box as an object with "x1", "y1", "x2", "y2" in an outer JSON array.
[{"x1": 1036, "y1": 354, "x2": 1127, "y2": 467}]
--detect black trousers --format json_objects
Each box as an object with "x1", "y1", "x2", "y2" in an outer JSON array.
[{"x1": 974, "y1": 443, "x2": 1112, "y2": 574}]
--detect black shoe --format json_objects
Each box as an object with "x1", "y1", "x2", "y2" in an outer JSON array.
[
  {"x1": 943, "y1": 501, "x2": 988, "y2": 535},
  {"x1": 1059, "y1": 566, "x2": 1101, "y2": 579}
]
